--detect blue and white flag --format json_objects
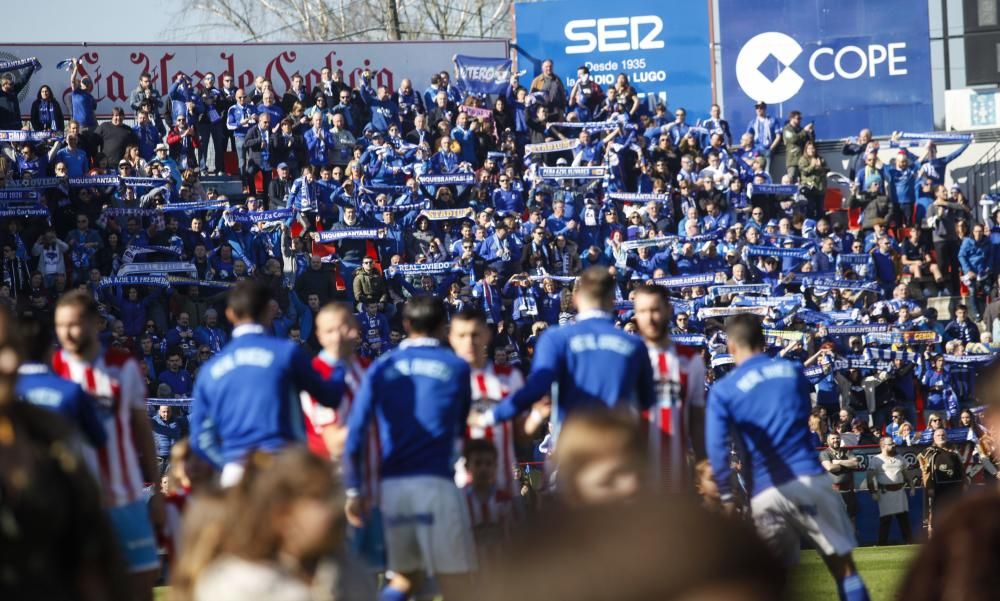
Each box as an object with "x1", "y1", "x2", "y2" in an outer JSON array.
[
  {"x1": 537, "y1": 166, "x2": 608, "y2": 180},
  {"x1": 944, "y1": 354, "x2": 996, "y2": 365},
  {"x1": 0, "y1": 130, "x2": 62, "y2": 143},
  {"x1": 120, "y1": 176, "x2": 170, "y2": 188},
  {"x1": 418, "y1": 173, "x2": 475, "y2": 186},
  {"x1": 453, "y1": 55, "x2": 512, "y2": 95}
]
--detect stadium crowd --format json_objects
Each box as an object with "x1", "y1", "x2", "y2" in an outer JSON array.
[{"x1": 3, "y1": 50, "x2": 1000, "y2": 601}]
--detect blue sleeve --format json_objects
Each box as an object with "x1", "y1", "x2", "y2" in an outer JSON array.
[
  {"x1": 226, "y1": 106, "x2": 239, "y2": 131},
  {"x1": 958, "y1": 239, "x2": 972, "y2": 273},
  {"x1": 705, "y1": 385, "x2": 734, "y2": 498},
  {"x1": 190, "y1": 373, "x2": 223, "y2": 469},
  {"x1": 290, "y1": 344, "x2": 344, "y2": 408},
  {"x1": 75, "y1": 387, "x2": 108, "y2": 449},
  {"x1": 344, "y1": 363, "x2": 377, "y2": 491},
  {"x1": 493, "y1": 329, "x2": 560, "y2": 422},
  {"x1": 941, "y1": 140, "x2": 971, "y2": 165}
]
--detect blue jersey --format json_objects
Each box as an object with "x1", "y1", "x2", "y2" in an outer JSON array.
[
  {"x1": 344, "y1": 338, "x2": 471, "y2": 491},
  {"x1": 190, "y1": 324, "x2": 346, "y2": 466},
  {"x1": 15, "y1": 363, "x2": 107, "y2": 448},
  {"x1": 706, "y1": 353, "x2": 825, "y2": 499},
  {"x1": 492, "y1": 311, "x2": 655, "y2": 423}
]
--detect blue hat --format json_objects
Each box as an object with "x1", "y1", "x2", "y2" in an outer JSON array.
[{"x1": 766, "y1": 219, "x2": 779, "y2": 228}]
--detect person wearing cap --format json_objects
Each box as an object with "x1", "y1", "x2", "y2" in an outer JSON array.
[
  {"x1": 152, "y1": 142, "x2": 180, "y2": 188},
  {"x1": 745, "y1": 101, "x2": 781, "y2": 164},
  {"x1": 267, "y1": 162, "x2": 294, "y2": 208},
  {"x1": 781, "y1": 110, "x2": 814, "y2": 179}
]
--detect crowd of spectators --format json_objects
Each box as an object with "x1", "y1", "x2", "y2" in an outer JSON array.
[{"x1": 0, "y1": 54, "x2": 994, "y2": 475}]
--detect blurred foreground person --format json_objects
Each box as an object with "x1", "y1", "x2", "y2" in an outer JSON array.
[
  {"x1": 481, "y1": 494, "x2": 786, "y2": 601},
  {"x1": 192, "y1": 448, "x2": 343, "y2": 601},
  {"x1": 553, "y1": 409, "x2": 648, "y2": 506},
  {"x1": 0, "y1": 308, "x2": 130, "y2": 601},
  {"x1": 898, "y1": 494, "x2": 1000, "y2": 601}
]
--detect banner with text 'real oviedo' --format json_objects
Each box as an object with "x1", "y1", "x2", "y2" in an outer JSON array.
[
  {"x1": 0, "y1": 41, "x2": 508, "y2": 118},
  {"x1": 514, "y1": 0, "x2": 711, "y2": 111},
  {"x1": 717, "y1": 0, "x2": 933, "y2": 139}
]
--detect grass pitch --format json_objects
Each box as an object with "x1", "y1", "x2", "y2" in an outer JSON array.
[
  {"x1": 789, "y1": 545, "x2": 917, "y2": 601},
  {"x1": 154, "y1": 544, "x2": 918, "y2": 601}
]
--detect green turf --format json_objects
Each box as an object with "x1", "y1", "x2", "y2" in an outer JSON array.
[
  {"x1": 788, "y1": 545, "x2": 917, "y2": 601},
  {"x1": 154, "y1": 545, "x2": 917, "y2": 601}
]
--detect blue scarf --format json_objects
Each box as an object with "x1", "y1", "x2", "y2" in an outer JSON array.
[
  {"x1": 652, "y1": 273, "x2": 717, "y2": 289},
  {"x1": 393, "y1": 261, "x2": 459, "y2": 275},
  {"x1": 0, "y1": 206, "x2": 48, "y2": 218},
  {"x1": 315, "y1": 228, "x2": 384, "y2": 243},
  {"x1": 708, "y1": 283, "x2": 771, "y2": 299},
  {"x1": 537, "y1": 166, "x2": 608, "y2": 180},
  {"x1": 97, "y1": 275, "x2": 170, "y2": 290},
  {"x1": 0, "y1": 57, "x2": 41, "y2": 72},
  {"x1": 748, "y1": 183, "x2": 798, "y2": 197},
  {"x1": 419, "y1": 173, "x2": 475, "y2": 185},
  {"x1": 0, "y1": 190, "x2": 41, "y2": 203},
  {"x1": 804, "y1": 278, "x2": 881, "y2": 293},
  {"x1": 745, "y1": 245, "x2": 812, "y2": 259},
  {"x1": 0, "y1": 130, "x2": 61, "y2": 143},
  {"x1": 229, "y1": 208, "x2": 295, "y2": 223}
]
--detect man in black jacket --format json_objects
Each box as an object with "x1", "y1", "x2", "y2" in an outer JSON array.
[
  {"x1": 0, "y1": 62, "x2": 38, "y2": 130},
  {"x1": 94, "y1": 107, "x2": 139, "y2": 165},
  {"x1": 268, "y1": 163, "x2": 294, "y2": 209},
  {"x1": 243, "y1": 113, "x2": 274, "y2": 205}
]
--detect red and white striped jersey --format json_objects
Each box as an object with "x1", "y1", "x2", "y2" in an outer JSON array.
[
  {"x1": 644, "y1": 341, "x2": 706, "y2": 491},
  {"x1": 300, "y1": 355, "x2": 381, "y2": 501},
  {"x1": 457, "y1": 363, "x2": 524, "y2": 496},
  {"x1": 51, "y1": 347, "x2": 147, "y2": 507},
  {"x1": 463, "y1": 485, "x2": 516, "y2": 541}
]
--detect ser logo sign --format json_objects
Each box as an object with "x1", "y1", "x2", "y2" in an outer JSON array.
[
  {"x1": 735, "y1": 31, "x2": 910, "y2": 104},
  {"x1": 564, "y1": 16, "x2": 664, "y2": 54}
]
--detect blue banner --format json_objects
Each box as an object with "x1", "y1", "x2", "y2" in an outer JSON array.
[
  {"x1": 718, "y1": 0, "x2": 933, "y2": 138},
  {"x1": 514, "y1": 0, "x2": 711, "y2": 110},
  {"x1": 453, "y1": 55, "x2": 512, "y2": 95}
]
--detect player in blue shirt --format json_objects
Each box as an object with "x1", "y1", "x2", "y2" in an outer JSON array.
[
  {"x1": 478, "y1": 266, "x2": 656, "y2": 435},
  {"x1": 344, "y1": 296, "x2": 475, "y2": 601},
  {"x1": 14, "y1": 316, "x2": 106, "y2": 450},
  {"x1": 706, "y1": 314, "x2": 870, "y2": 601},
  {"x1": 190, "y1": 280, "x2": 347, "y2": 486}
]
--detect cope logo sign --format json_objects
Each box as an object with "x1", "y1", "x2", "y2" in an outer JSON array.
[{"x1": 735, "y1": 31, "x2": 910, "y2": 104}]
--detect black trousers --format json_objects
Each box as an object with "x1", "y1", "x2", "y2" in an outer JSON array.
[
  {"x1": 934, "y1": 240, "x2": 959, "y2": 293},
  {"x1": 878, "y1": 512, "x2": 912, "y2": 545}
]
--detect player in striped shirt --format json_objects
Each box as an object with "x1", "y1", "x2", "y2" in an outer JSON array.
[
  {"x1": 300, "y1": 303, "x2": 385, "y2": 571},
  {"x1": 448, "y1": 308, "x2": 525, "y2": 497},
  {"x1": 632, "y1": 284, "x2": 707, "y2": 491},
  {"x1": 52, "y1": 291, "x2": 162, "y2": 601}
]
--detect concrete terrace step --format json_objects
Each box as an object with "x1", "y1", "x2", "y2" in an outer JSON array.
[{"x1": 925, "y1": 295, "x2": 959, "y2": 322}]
